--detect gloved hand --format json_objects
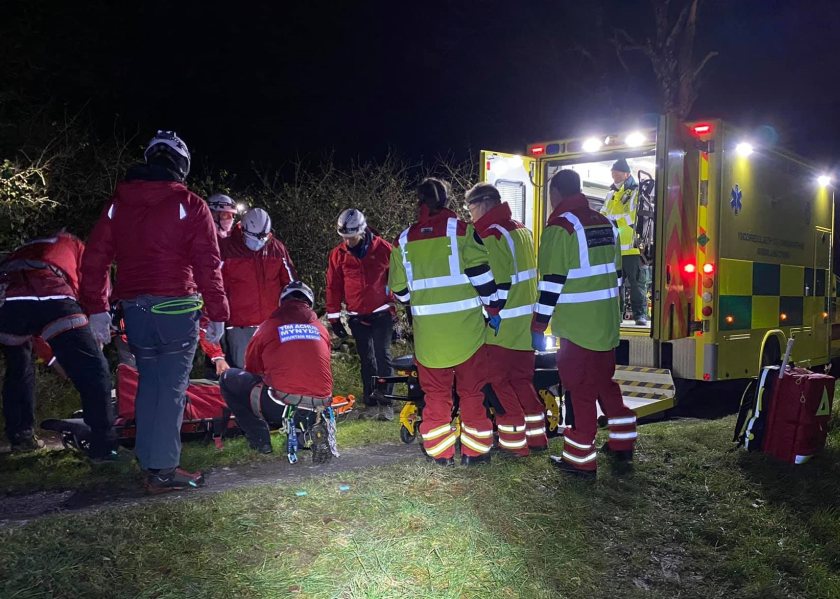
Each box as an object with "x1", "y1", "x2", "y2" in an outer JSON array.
[
  {"x1": 531, "y1": 331, "x2": 547, "y2": 352},
  {"x1": 89, "y1": 312, "x2": 113, "y2": 346},
  {"x1": 487, "y1": 314, "x2": 502, "y2": 336},
  {"x1": 214, "y1": 358, "x2": 231, "y2": 377},
  {"x1": 205, "y1": 321, "x2": 225, "y2": 344},
  {"x1": 331, "y1": 321, "x2": 349, "y2": 339}
]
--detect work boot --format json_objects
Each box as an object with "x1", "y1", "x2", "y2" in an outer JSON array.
[
  {"x1": 599, "y1": 442, "x2": 633, "y2": 462},
  {"x1": 10, "y1": 434, "x2": 46, "y2": 453},
  {"x1": 460, "y1": 453, "x2": 492, "y2": 467},
  {"x1": 145, "y1": 468, "x2": 206, "y2": 494},
  {"x1": 635, "y1": 316, "x2": 648, "y2": 326},
  {"x1": 88, "y1": 447, "x2": 131, "y2": 464},
  {"x1": 549, "y1": 455, "x2": 596, "y2": 480},
  {"x1": 427, "y1": 456, "x2": 455, "y2": 466},
  {"x1": 378, "y1": 403, "x2": 395, "y2": 422}
]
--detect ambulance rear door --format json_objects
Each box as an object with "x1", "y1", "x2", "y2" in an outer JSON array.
[{"x1": 480, "y1": 151, "x2": 537, "y2": 239}]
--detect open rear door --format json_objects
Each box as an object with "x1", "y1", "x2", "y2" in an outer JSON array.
[
  {"x1": 653, "y1": 115, "x2": 700, "y2": 342},
  {"x1": 480, "y1": 151, "x2": 537, "y2": 234}
]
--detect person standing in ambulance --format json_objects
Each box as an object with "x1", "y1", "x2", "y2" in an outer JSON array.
[{"x1": 600, "y1": 158, "x2": 647, "y2": 325}]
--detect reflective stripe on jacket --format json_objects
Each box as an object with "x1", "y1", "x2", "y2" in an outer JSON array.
[
  {"x1": 600, "y1": 178, "x2": 639, "y2": 256},
  {"x1": 388, "y1": 206, "x2": 497, "y2": 368},
  {"x1": 532, "y1": 193, "x2": 622, "y2": 351},
  {"x1": 473, "y1": 202, "x2": 537, "y2": 351}
]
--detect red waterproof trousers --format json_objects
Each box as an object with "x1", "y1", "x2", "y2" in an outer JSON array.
[
  {"x1": 417, "y1": 347, "x2": 494, "y2": 459},
  {"x1": 486, "y1": 345, "x2": 548, "y2": 455},
  {"x1": 556, "y1": 339, "x2": 637, "y2": 472}
]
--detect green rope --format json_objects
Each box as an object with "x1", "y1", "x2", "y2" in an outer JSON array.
[{"x1": 150, "y1": 297, "x2": 205, "y2": 315}]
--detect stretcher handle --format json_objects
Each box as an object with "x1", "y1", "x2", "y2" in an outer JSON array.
[{"x1": 779, "y1": 337, "x2": 795, "y2": 379}]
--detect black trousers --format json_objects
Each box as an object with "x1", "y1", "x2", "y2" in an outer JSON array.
[
  {"x1": 219, "y1": 368, "x2": 288, "y2": 448},
  {"x1": 0, "y1": 299, "x2": 116, "y2": 454},
  {"x1": 348, "y1": 311, "x2": 393, "y2": 406}
]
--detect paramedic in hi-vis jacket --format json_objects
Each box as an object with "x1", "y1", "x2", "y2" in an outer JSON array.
[
  {"x1": 600, "y1": 158, "x2": 647, "y2": 325},
  {"x1": 532, "y1": 169, "x2": 637, "y2": 479},
  {"x1": 389, "y1": 178, "x2": 504, "y2": 466},
  {"x1": 466, "y1": 182, "x2": 548, "y2": 456}
]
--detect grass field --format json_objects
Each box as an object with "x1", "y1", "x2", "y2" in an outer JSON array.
[{"x1": 1, "y1": 415, "x2": 838, "y2": 599}]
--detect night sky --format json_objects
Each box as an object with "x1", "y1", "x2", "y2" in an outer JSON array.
[{"x1": 3, "y1": 0, "x2": 839, "y2": 174}]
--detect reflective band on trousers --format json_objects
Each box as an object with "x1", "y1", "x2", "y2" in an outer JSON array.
[
  {"x1": 500, "y1": 304, "x2": 533, "y2": 318},
  {"x1": 608, "y1": 416, "x2": 637, "y2": 426},
  {"x1": 497, "y1": 423, "x2": 522, "y2": 433},
  {"x1": 461, "y1": 434, "x2": 492, "y2": 454},
  {"x1": 524, "y1": 414, "x2": 544, "y2": 423},
  {"x1": 411, "y1": 297, "x2": 482, "y2": 316},
  {"x1": 526, "y1": 427, "x2": 546, "y2": 436},
  {"x1": 556, "y1": 287, "x2": 618, "y2": 304},
  {"x1": 562, "y1": 451, "x2": 597, "y2": 464},
  {"x1": 609, "y1": 431, "x2": 638, "y2": 440},
  {"x1": 426, "y1": 434, "x2": 457, "y2": 457},
  {"x1": 462, "y1": 424, "x2": 494, "y2": 439},
  {"x1": 327, "y1": 312, "x2": 340, "y2": 319},
  {"x1": 423, "y1": 423, "x2": 454, "y2": 441},
  {"x1": 499, "y1": 437, "x2": 527, "y2": 449},
  {"x1": 41, "y1": 313, "x2": 89, "y2": 341},
  {"x1": 564, "y1": 436, "x2": 593, "y2": 450}
]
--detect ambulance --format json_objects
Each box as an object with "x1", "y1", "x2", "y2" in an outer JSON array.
[{"x1": 481, "y1": 115, "x2": 835, "y2": 416}]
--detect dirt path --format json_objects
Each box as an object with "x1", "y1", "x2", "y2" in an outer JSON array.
[{"x1": 0, "y1": 442, "x2": 422, "y2": 528}]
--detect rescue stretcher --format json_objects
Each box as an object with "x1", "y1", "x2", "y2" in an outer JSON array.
[
  {"x1": 376, "y1": 350, "x2": 676, "y2": 445},
  {"x1": 41, "y1": 363, "x2": 355, "y2": 463}
]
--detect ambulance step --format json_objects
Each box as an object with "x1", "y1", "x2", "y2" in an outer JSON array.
[{"x1": 612, "y1": 365, "x2": 676, "y2": 419}]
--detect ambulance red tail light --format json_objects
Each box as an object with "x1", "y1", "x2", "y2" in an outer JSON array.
[
  {"x1": 691, "y1": 123, "x2": 713, "y2": 136},
  {"x1": 702, "y1": 262, "x2": 715, "y2": 275},
  {"x1": 683, "y1": 263, "x2": 696, "y2": 275},
  {"x1": 530, "y1": 145, "x2": 545, "y2": 156}
]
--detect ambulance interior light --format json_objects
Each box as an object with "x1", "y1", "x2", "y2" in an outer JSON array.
[
  {"x1": 735, "y1": 142, "x2": 754, "y2": 157},
  {"x1": 582, "y1": 137, "x2": 603, "y2": 153},
  {"x1": 625, "y1": 131, "x2": 646, "y2": 147}
]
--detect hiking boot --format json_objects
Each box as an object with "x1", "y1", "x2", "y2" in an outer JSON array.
[
  {"x1": 550, "y1": 455, "x2": 596, "y2": 480},
  {"x1": 460, "y1": 453, "x2": 492, "y2": 467},
  {"x1": 378, "y1": 403, "x2": 395, "y2": 422},
  {"x1": 10, "y1": 435, "x2": 46, "y2": 453},
  {"x1": 635, "y1": 316, "x2": 649, "y2": 326},
  {"x1": 255, "y1": 443, "x2": 273, "y2": 455},
  {"x1": 145, "y1": 468, "x2": 206, "y2": 495},
  {"x1": 599, "y1": 442, "x2": 633, "y2": 462}
]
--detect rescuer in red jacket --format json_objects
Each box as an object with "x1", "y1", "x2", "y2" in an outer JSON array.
[
  {"x1": 0, "y1": 231, "x2": 116, "y2": 458},
  {"x1": 80, "y1": 130, "x2": 230, "y2": 494},
  {"x1": 201, "y1": 207, "x2": 297, "y2": 372},
  {"x1": 219, "y1": 281, "x2": 333, "y2": 454},
  {"x1": 326, "y1": 209, "x2": 395, "y2": 420}
]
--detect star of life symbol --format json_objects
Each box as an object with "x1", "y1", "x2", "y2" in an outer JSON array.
[{"x1": 730, "y1": 184, "x2": 743, "y2": 215}]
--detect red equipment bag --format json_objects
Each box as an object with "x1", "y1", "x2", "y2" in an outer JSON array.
[
  {"x1": 115, "y1": 364, "x2": 235, "y2": 444},
  {"x1": 739, "y1": 365, "x2": 834, "y2": 464}
]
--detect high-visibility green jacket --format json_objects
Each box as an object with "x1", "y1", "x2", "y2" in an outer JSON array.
[
  {"x1": 473, "y1": 202, "x2": 537, "y2": 351},
  {"x1": 600, "y1": 177, "x2": 639, "y2": 256},
  {"x1": 389, "y1": 206, "x2": 500, "y2": 368},
  {"x1": 532, "y1": 193, "x2": 622, "y2": 351}
]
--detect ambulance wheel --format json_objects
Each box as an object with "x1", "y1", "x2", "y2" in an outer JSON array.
[{"x1": 400, "y1": 425, "x2": 416, "y2": 444}]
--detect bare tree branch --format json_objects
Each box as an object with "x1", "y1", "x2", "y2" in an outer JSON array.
[{"x1": 693, "y1": 50, "x2": 718, "y2": 79}]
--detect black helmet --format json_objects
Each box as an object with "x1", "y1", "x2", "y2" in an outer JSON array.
[{"x1": 145, "y1": 130, "x2": 191, "y2": 180}]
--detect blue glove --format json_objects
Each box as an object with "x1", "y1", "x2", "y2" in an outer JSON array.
[
  {"x1": 531, "y1": 331, "x2": 546, "y2": 351},
  {"x1": 488, "y1": 314, "x2": 502, "y2": 336}
]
